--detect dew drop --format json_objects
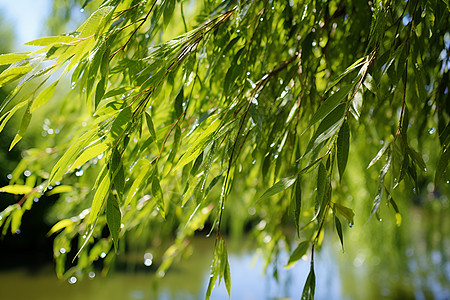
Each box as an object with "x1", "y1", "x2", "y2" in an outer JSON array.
[
  {"x1": 88, "y1": 272, "x2": 95, "y2": 279},
  {"x1": 80, "y1": 8, "x2": 85, "y2": 13},
  {"x1": 15, "y1": 229, "x2": 21, "y2": 234},
  {"x1": 428, "y1": 127, "x2": 436, "y2": 134},
  {"x1": 7, "y1": 174, "x2": 12, "y2": 180},
  {"x1": 68, "y1": 276, "x2": 77, "y2": 284},
  {"x1": 348, "y1": 222, "x2": 354, "y2": 228},
  {"x1": 75, "y1": 170, "x2": 84, "y2": 177},
  {"x1": 33, "y1": 197, "x2": 39, "y2": 203},
  {"x1": 71, "y1": 82, "x2": 76, "y2": 89},
  {"x1": 60, "y1": 248, "x2": 66, "y2": 254},
  {"x1": 144, "y1": 259, "x2": 153, "y2": 266},
  {"x1": 24, "y1": 170, "x2": 31, "y2": 177},
  {"x1": 100, "y1": 252, "x2": 106, "y2": 258}
]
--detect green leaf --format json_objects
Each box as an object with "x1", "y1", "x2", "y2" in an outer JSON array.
[
  {"x1": 334, "y1": 203, "x2": 355, "y2": 226},
  {"x1": 109, "y1": 106, "x2": 132, "y2": 142},
  {"x1": 324, "y1": 56, "x2": 367, "y2": 94},
  {"x1": 47, "y1": 129, "x2": 97, "y2": 186},
  {"x1": 77, "y1": 6, "x2": 115, "y2": 38},
  {"x1": 11, "y1": 207, "x2": 24, "y2": 234},
  {"x1": 46, "y1": 185, "x2": 74, "y2": 196},
  {"x1": 306, "y1": 85, "x2": 352, "y2": 131},
  {"x1": 152, "y1": 170, "x2": 165, "y2": 219},
  {"x1": 31, "y1": 81, "x2": 58, "y2": 113},
  {"x1": 335, "y1": 215, "x2": 344, "y2": 251},
  {"x1": 0, "y1": 65, "x2": 33, "y2": 87},
  {"x1": 435, "y1": 146, "x2": 449, "y2": 186},
  {"x1": 0, "y1": 100, "x2": 27, "y2": 133},
  {"x1": 259, "y1": 176, "x2": 296, "y2": 201},
  {"x1": 89, "y1": 173, "x2": 111, "y2": 224},
  {"x1": 47, "y1": 219, "x2": 74, "y2": 235},
  {"x1": 174, "y1": 117, "x2": 221, "y2": 170},
  {"x1": 370, "y1": 150, "x2": 392, "y2": 220},
  {"x1": 69, "y1": 142, "x2": 109, "y2": 171},
  {"x1": 9, "y1": 104, "x2": 32, "y2": 150},
  {"x1": 408, "y1": 147, "x2": 426, "y2": 172},
  {"x1": 0, "y1": 185, "x2": 33, "y2": 194},
  {"x1": 301, "y1": 266, "x2": 316, "y2": 300},
  {"x1": 293, "y1": 175, "x2": 302, "y2": 234},
  {"x1": 24, "y1": 36, "x2": 81, "y2": 46},
  {"x1": 367, "y1": 141, "x2": 391, "y2": 169},
  {"x1": 337, "y1": 120, "x2": 350, "y2": 182},
  {"x1": 286, "y1": 241, "x2": 309, "y2": 269},
  {"x1": 313, "y1": 163, "x2": 327, "y2": 220},
  {"x1": 124, "y1": 159, "x2": 152, "y2": 207},
  {"x1": 305, "y1": 103, "x2": 346, "y2": 155},
  {"x1": 0, "y1": 53, "x2": 30, "y2": 65},
  {"x1": 145, "y1": 112, "x2": 158, "y2": 141},
  {"x1": 106, "y1": 194, "x2": 121, "y2": 252}
]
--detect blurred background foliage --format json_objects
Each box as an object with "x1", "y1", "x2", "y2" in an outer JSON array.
[{"x1": 0, "y1": 0, "x2": 449, "y2": 299}]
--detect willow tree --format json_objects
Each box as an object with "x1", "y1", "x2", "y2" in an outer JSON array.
[{"x1": 0, "y1": 0, "x2": 449, "y2": 298}]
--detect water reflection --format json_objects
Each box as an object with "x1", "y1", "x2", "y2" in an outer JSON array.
[{"x1": 0, "y1": 203, "x2": 449, "y2": 299}]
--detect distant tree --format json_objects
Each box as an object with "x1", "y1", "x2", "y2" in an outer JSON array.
[{"x1": 0, "y1": 0, "x2": 449, "y2": 298}]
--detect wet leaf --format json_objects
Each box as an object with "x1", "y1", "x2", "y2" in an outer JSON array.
[
  {"x1": 435, "y1": 146, "x2": 449, "y2": 186},
  {"x1": 69, "y1": 143, "x2": 109, "y2": 171},
  {"x1": 0, "y1": 53, "x2": 30, "y2": 65},
  {"x1": 301, "y1": 266, "x2": 316, "y2": 300},
  {"x1": 174, "y1": 118, "x2": 221, "y2": 170},
  {"x1": 334, "y1": 203, "x2": 355, "y2": 225},
  {"x1": 0, "y1": 65, "x2": 32, "y2": 87}
]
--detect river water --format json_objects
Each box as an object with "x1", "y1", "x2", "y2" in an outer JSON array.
[{"x1": 1, "y1": 203, "x2": 449, "y2": 300}]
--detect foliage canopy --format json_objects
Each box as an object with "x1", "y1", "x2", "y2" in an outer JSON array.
[{"x1": 0, "y1": 0, "x2": 449, "y2": 298}]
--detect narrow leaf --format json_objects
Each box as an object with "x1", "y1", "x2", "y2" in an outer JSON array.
[
  {"x1": 0, "y1": 53, "x2": 30, "y2": 65},
  {"x1": 89, "y1": 174, "x2": 110, "y2": 224},
  {"x1": 69, "y1": 143, "x2": 109, "y2": 171},
  {"x1": 306, "y1": 85, "x2": 352, "y2": 131},
  {"x1": 305, "y1": 103, "x2": 346, "y2": 155},
  {"x1": 24, "y1": 36, "x2": 81, "y2": 46},
  {"x1": 293, "y1": 175, "x2": 302, "y2": 234},
  {"x1": 31, "y1": 81, "x2": 58, "y2": 113},
  {"x1": 435, "y1": 146, "x2": 449, "y2": 186},
  {"x1": 301, "y1": 267, "x2": 316, "y2": 300},
  {"x1": 174, "y1": 118, "x2": 221, "y2": 170},
  {"x1": 286, "y1": 241, "x2": 309, "y2": 269},
  {"x1": 334, "y1": 203, "x2": 355, "y2": 225},
  {"x1": 367, "y1": 141, "x2": 391, "y2": 169},
  {"x1": 337, "y1": 120, "x2": 350, "y2": 182},
  {"x1": 0, "y1": 65, "x2": 33, "y2": 87},
  {"x1": 335, "y1": 215, "x2": 344, "y2": 251},
  {"x1": 0, "y1": 185, "x2": 33, "y2": 194},
  {"x1": 106, "y1": 194, "x2": 121, "y2": 252},
  {"x1": 259, "y1": 176, "x2": 296, "y2": 201}
]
